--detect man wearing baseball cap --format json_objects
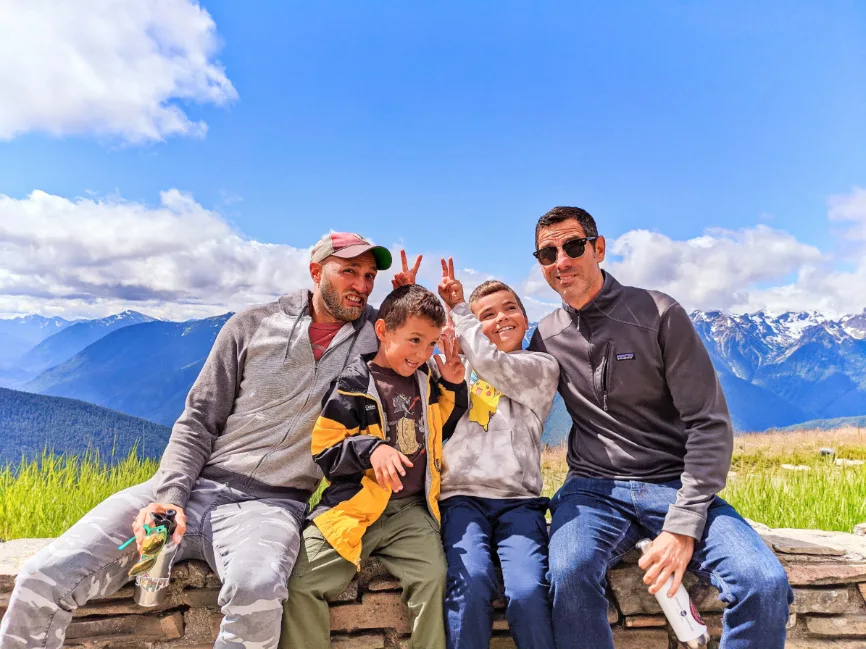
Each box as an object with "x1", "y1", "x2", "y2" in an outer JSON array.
[{"x1": 1, "y1": 232, "x2": 421, "y2": 649}]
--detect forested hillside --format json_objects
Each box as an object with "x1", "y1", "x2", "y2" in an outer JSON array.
[{"x1": 0, "y1": 387, "x2": 171, "y2": 464}]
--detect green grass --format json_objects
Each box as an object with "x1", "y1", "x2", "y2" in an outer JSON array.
[
  {"x1": 3, "y1": 427, "x2": 865, "y2": 540},
  {"x1": 541, "y1": 427, "x2": 866, "y2": 533},
  {"x1": 0, "y1": 449, "x2": 157, "y2": 541}
]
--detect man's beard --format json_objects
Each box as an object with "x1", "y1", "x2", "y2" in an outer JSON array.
[{"x1": 320, "y1": 274, "x2": 366, "y2": 322}]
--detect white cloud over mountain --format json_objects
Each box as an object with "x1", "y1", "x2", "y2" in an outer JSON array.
[
  {"x1": 1, "y1": 187, "x2": 865, "y2": 321},
  {"x1": 521, "y1": 187, "x2": 866, "y2": 318},
  {"x1": 0, "y1": 190, "x2": 312, "y2": 319},
  {"x1": 0, "y1": 0, "x2": 236, "y2": 143}
]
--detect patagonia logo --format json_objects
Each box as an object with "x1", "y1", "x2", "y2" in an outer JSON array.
[
  {"x1": 616, "y1": 353, "x2": 635, "y2": 361},
  {"x1": 365, "y1": 404, "x2": 377, "y2": 411}
]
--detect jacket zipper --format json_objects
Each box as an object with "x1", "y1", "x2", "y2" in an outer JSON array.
[{"x1": 601, "y1": 341, "x2": 612, "y2": 412}]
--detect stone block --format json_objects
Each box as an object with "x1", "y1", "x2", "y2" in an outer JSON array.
[
  {"x1": 66, "y1": 611, "x2": 183, "y2": 641},
  {"x1": 610, "y1": 628, "x2": 670, "y2": 649},
  {"x1": 182, "y1": 607, "x2": 220, "y2": 642},
  {"x1": 367, "y1": 577, "x2": 401, "y2": 592},
  {"x1": 623, "y1": 615, "x2": 666, "y2": 628},
  {"x1": 330, "y1": 632, "x2": 388, "y2": 649},
  {"x1": 791, "y1": 588, "x2": 850, "y2": 614},
  {"x1": 806, "y1": 615, "x2": 866, "y2": 636},
  {"x1": 785, "y1": 564, "x2": 866, "y2": 586},
  {"x1": 787, "y1": 641, "x2": 866, "y2": 649},
  {"x1": 182, "y1": 587, "x2": 221, "y2": 609},
  {"x1": 489, "y1": 637, "x2": 517, "y2": 649},
  {"x1": 331, "y1": 579, "x2": 359, "y2": 603},
  {"x1": 330, "y1": 592, "x2": 411, "y2": 634},
  {"x1": 0, "y1": 538, "x2": 53, "y2": 591},
  {"x1": 608, "y1": 564, "x2": 724, "y2": 615}
]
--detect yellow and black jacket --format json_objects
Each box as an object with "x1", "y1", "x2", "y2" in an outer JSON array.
[{"x1": 310, "y1": 352, "x2": 468, "y2": 566}]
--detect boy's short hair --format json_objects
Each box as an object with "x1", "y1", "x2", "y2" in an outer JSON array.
[
  {"x1": 468, "y1": 280, "x2": 527, "y2": 319},
  {"x1": 378, "y1": 285, "x2": 446, "y2": 330}
]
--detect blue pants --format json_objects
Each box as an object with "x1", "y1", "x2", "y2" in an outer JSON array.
[
  {"x1": 440, "y1": 496, "x2": 555, "y2": 649},
  {"x1": 549, "y1": 477, "x2": 793, "y2": 649}
]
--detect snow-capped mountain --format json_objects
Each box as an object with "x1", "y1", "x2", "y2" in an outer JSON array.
[
  {"x1": 691, "y1": 309, "x2": 866, "y2": 431},
  {"x1": 533, "y1": 308, "x2": 866, "y2": 441},
  {"x1": 12, "y1": 310, "x2": 158, "y2": 382}
]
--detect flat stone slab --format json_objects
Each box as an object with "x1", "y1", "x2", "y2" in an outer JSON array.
[
  {"x1": 0, "y1": 538, "x2": 52, "y2": 591},
  {"x1": 806, "y1": 614, "x2": 866, "y2": 636},
  {"x1": 763, "y1": 529, "x2": 866, "y2": 562},
  {"x1": 791, "y1": 588, "x2": 851, "y2": 614}
]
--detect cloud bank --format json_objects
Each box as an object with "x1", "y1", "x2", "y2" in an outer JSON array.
[
  {"x1": 522, "y1": 188, "x2": 866, "y2": 318},
  {"x1": 0, "y1": 0, "x2": 236, "y2": 143},
  {"x1": 1, "y1": 188, "x2": 865, "y2": 321}
]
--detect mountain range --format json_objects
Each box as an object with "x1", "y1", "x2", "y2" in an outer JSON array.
[
  {"x1": 0, "y1": 387, "x2": 170, "y2": 464},
  {"x1": 0, "y1": 306, "x2": 865, "y2": 461}
]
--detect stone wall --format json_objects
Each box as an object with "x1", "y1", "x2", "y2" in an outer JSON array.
[{"x1": 2, "y1": 524, "x2": 866, "y2": 648}]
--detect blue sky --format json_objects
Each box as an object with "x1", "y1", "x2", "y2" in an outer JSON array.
[{"x1": 1, "y1": 1, "x2": 865, "y2": 320}]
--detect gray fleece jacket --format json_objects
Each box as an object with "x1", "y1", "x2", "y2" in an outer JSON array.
[
  {"x1": 152, "y1": 290, "x2": 379, "y2": 509},
  {"x1": 528, "y1": 272, "x2": 733, "y2": 540},
  {"x1": 440, "y1": 302, "x2": 560, "y2": 501}
]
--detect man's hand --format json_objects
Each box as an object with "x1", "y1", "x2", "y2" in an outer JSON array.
[
  {"x1": 434, "y1": 320, "x2": 465, "y2": 384},
  {"x1": 371, "y1": 444, "x2": 414, "y2": 492},
  {"x1": 392, "y1": 250, "x2": 423, "y2": 289},
  {"x1": 638, "y1": 531, "x2": 695, "y2": 597},
  {"x1": 437, "y1": 257, "x2": 464, "y2": 309},
  {"x1": 133, "y1": 503, "x2": 187, "y2": 552}
]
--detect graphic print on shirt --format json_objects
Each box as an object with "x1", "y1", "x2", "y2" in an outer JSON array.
[
  {"x1": 393, "y1": 393, "x2": 422, "y2": 455},
  {"x1": 468, "y1": 370, "x2": 502, "y2": 431}
]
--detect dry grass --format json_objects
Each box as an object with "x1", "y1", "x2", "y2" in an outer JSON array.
[{"x1": 540, "y1": 426, "x2": 866, "y2": 532}]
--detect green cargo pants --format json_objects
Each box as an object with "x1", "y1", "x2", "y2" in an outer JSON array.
[{"x1": 279, "y1": 496, "x2": 447, "y2": 649}]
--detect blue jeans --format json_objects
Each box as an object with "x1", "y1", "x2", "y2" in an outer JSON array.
[
  {"x1": 441, "y1": 496, "x2": 555, "y2": 649},
  {"x1": 549, "y1": 477, "x2": 793, "y2": 649}
]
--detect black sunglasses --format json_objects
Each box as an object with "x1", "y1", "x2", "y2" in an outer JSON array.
[{"x1": 533, "y1": 237, "x2": 598, "y2": 266}]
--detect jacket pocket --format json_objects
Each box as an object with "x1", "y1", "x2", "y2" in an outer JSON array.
[{"x1": 600, "y1": 341, "x2": 613, "y2": 412}]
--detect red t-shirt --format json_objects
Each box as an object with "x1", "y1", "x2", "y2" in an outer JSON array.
[{"x1": 309, "y1": 322, "x2": 344, "y2": 361}]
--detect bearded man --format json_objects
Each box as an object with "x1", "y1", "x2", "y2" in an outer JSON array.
[{"x1": 0, "y1": 232, "x2": 420, "y2": 649}]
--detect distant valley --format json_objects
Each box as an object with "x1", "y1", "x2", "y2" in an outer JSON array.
[{"x1": 1, "y1": 305, "x2": 865, "y2": 460}]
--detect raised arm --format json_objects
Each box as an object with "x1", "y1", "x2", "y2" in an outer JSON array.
[{"x1": 450, "y1": 302, "x2": 558, "y2": 417}]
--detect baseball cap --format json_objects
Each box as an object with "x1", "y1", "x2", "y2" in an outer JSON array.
[{"x1": 310, "y1": 232, "x2": 392, "y2": 270}]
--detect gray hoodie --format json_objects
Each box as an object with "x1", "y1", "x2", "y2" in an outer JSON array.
[
  {"x1": 153, "y1": 290, "x2": 379, "y2": 509},
  {"x1": 440, "y1": 302, "x2": 560, "y2": 500},
  {"x1": 528, "y1": 272, "x2": 733, "y2": 539}
]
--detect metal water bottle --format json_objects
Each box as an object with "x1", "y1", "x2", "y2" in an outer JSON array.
[
  {"x1": 133, "y1": 510, "x2": 179, "y2": 607},
  {"x1": 636, "y1": 538, "x2": 710, "y2": 648}
]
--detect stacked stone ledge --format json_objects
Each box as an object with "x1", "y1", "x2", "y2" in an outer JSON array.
[{"x1": 3, "y1": 524, "x2": 866, "y2": 648}]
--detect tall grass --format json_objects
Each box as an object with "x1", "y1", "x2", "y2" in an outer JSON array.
[
  {"x1": 2, "y1": 427, "x2": 864, "y2": 540},
  {"x1": 540, "y1": 426, "x2": 866, "y2": 533},
  {"x1": 0, "y1": 449, "x2": 156, "y2": 540}
]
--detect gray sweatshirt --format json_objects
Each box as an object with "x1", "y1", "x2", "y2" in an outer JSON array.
[
  {"x1": 440, "y1": 302, "x2": 560, "y2": 501},
  {"x1": 528, "y1": 272, "x2": 733, "y2": 539},
  {"x1": 152, "y1": 290, "x2": 379, "y2": 509}
]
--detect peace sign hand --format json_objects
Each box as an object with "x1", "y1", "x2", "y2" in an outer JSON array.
[
  {"x1": 438, "y1": 257, "x2": 465, "y2": 309},
  {"x1": 434, "y1": 318, "x2": 464, "y2": 384},
  {"x1": 392, "y1": 250, "x2": 423, "y2": 289}
]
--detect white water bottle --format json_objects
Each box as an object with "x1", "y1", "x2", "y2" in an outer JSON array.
[{"x1": 636, "y1": 538, "x2": 709, "y2": 648}]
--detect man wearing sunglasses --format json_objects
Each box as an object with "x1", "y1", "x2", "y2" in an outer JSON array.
[{"x1": 528, "y1": 206, "x2": 792, "y2": 649}]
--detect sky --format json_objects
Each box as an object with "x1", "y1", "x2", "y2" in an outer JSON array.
[{"x1": 1, "y1": 0, "x2": 865, "y2": 322}]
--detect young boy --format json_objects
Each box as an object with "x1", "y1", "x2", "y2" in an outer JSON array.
[
  {"x1": 437, "y1": 259, "x2": 560, "y2": 649},
  {"x1": 280, "y1": 284, "x2": 468, "y2": 649}
]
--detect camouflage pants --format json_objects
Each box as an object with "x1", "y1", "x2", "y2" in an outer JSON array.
[{"x1": 0, "y1": 477, "x2": 305, "y2": 649}]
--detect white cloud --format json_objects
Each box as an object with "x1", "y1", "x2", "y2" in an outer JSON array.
[
  {"x1": 0, "y1": 190, "x2": 312, "y2": 319},
  {"x1": 0, "y1": 0, "x2": 236, "y2": 143},
  {"x1": 520, "y1": 187, "x2": 866, "y2": 318}
]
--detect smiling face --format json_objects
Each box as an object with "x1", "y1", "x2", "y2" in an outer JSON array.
[
  {"x1": 310, "y1": 252, "x2": 378, "y2": 323},
  {"x1": 536, "y1": 219, "x2": 606, "y2": 310},
  {"x1": 373, "y1": 315, "x2": 442, "y2": 377},
  {"x1": 470, "y1": 289, "x2": 528, "y2": 352}
]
